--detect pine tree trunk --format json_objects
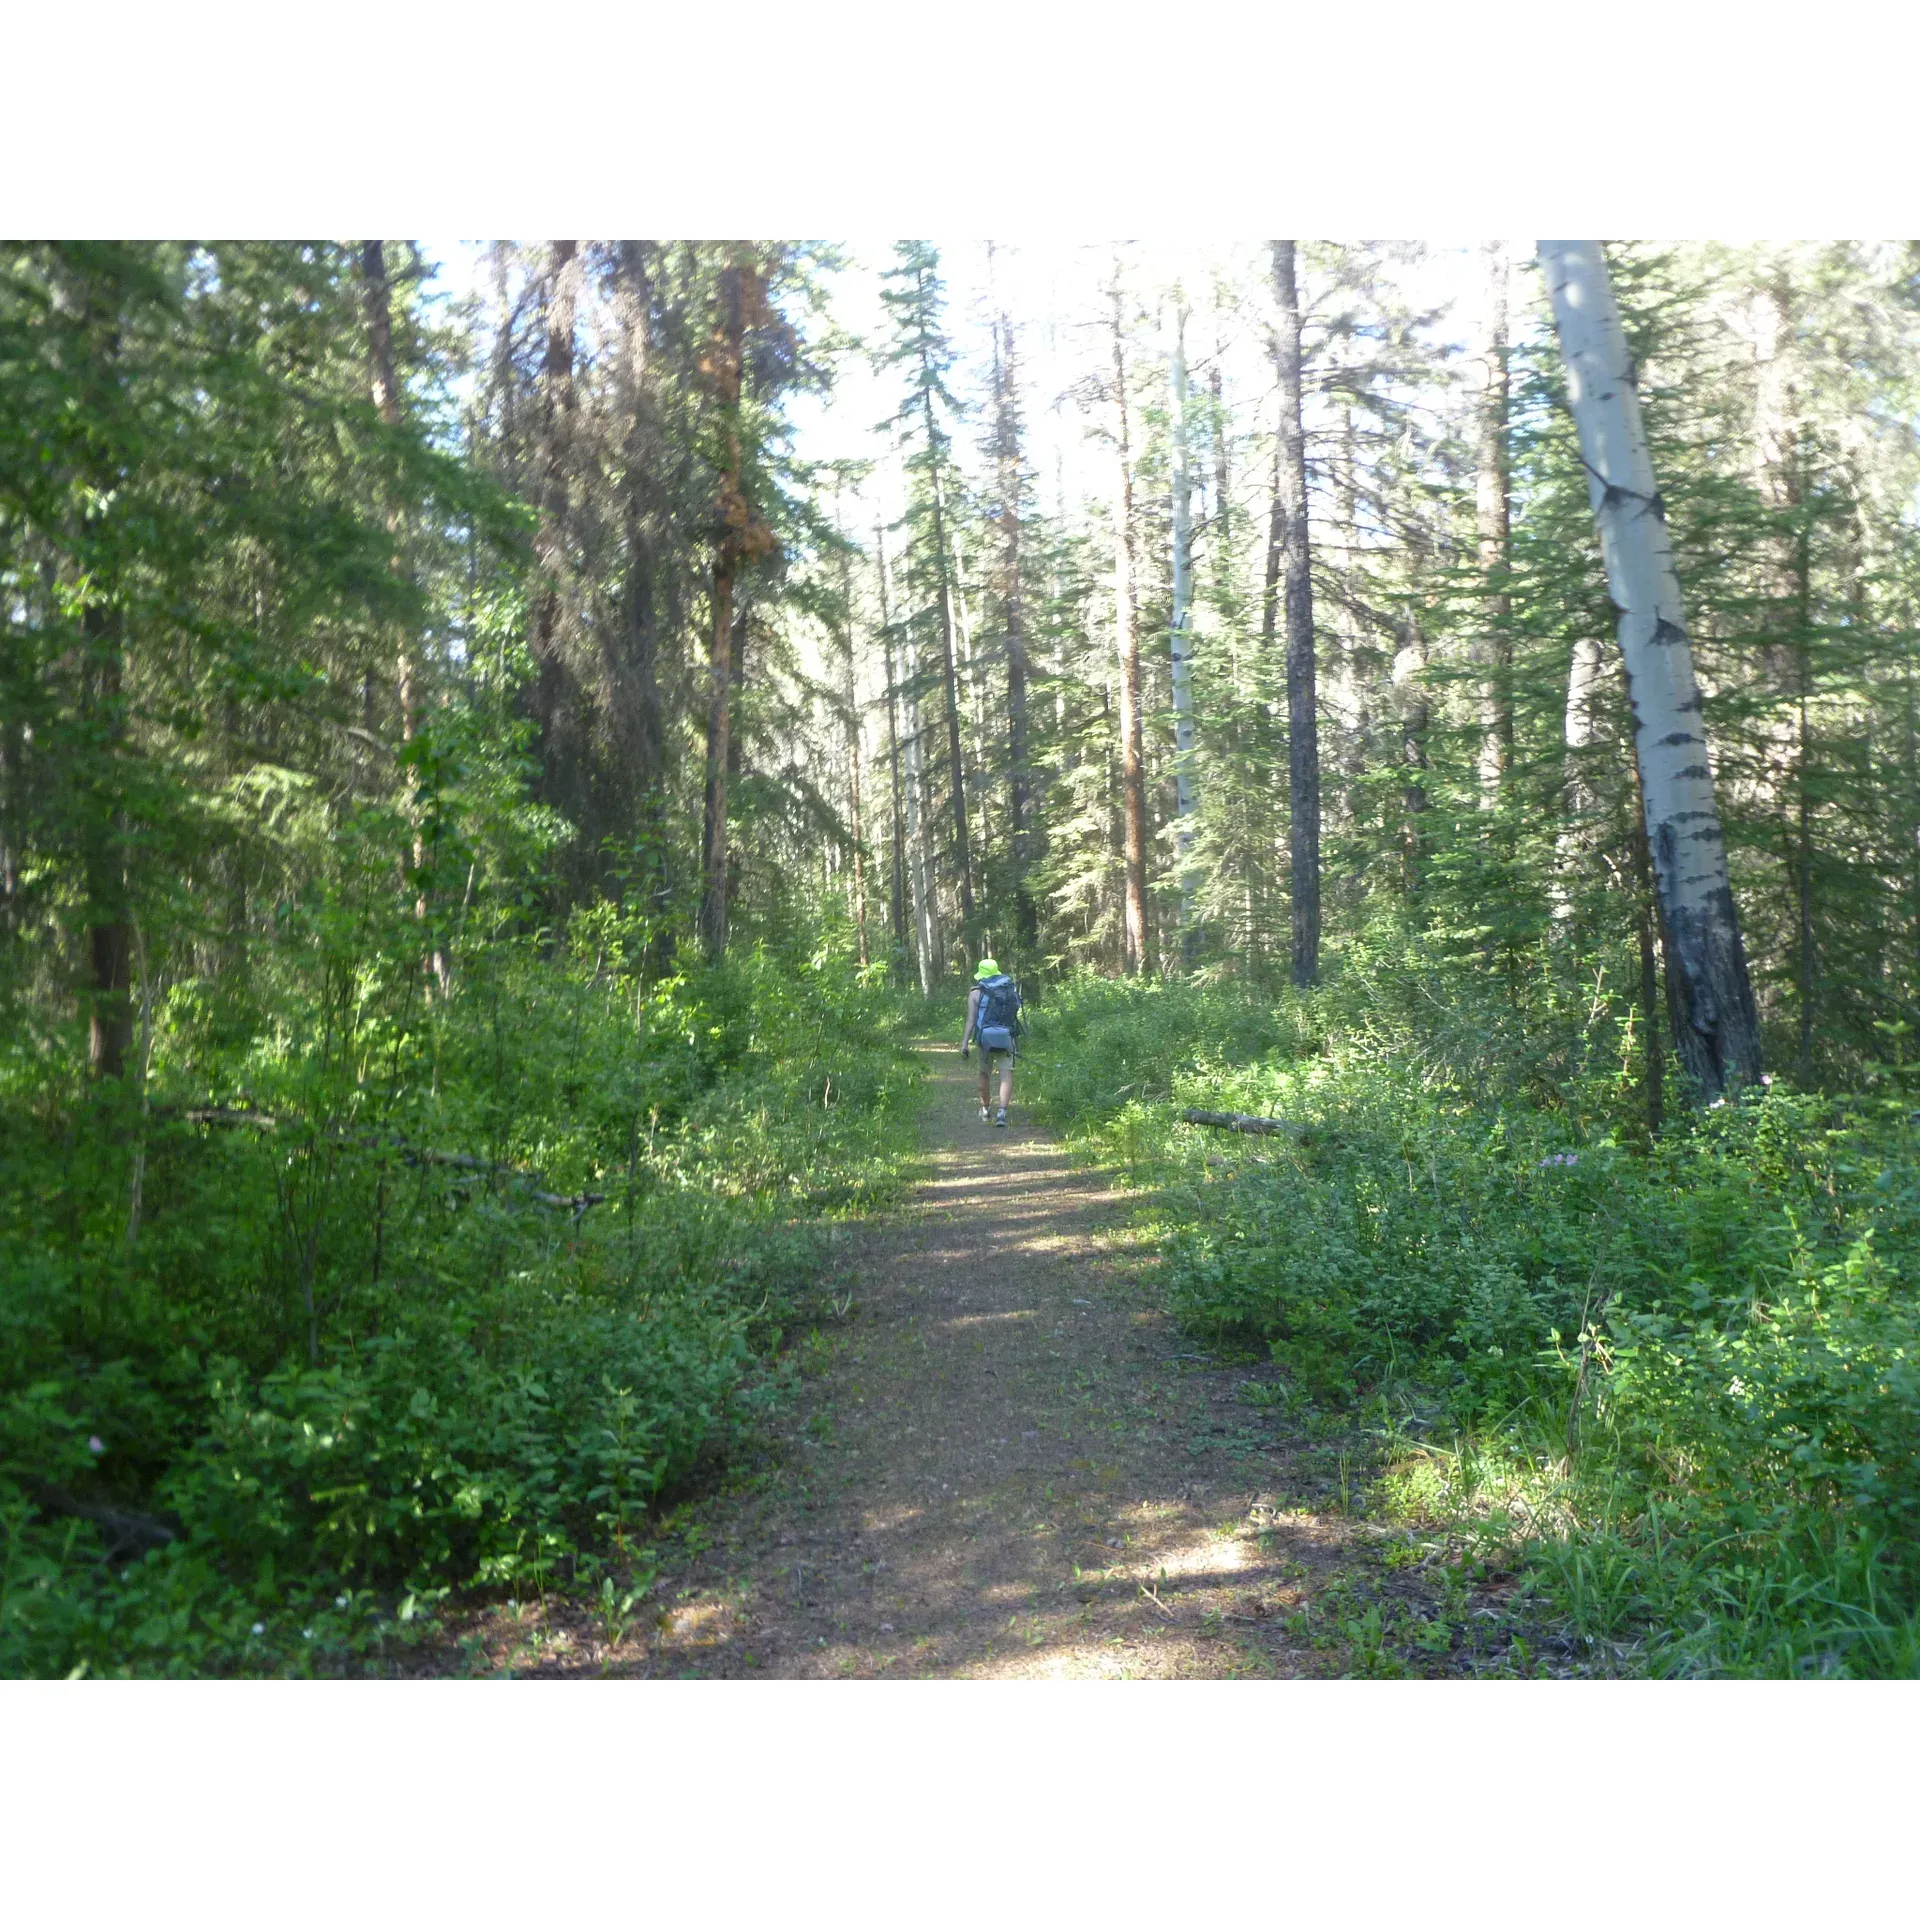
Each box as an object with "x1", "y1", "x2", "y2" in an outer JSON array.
[
  {"x1": 1390, "y1": 599, "x2": 1430, "y2": 887},
  {"x1": 1273, "y1": 241, "x2": 1320, "y2": 988},
  {"x1": 361, "y1": 240, "x2": 448, "y2": 993},
  {"x1": 836, "y1": 527, "x2": 870, "y2": 969},
  {"x1": 885, "y1": 531, "x2": 937, "y2": 994},
  {"x1": 1473, "y1": 240, "x2": 1513, "y2": 804},
  {"x1": 82, "y1": 603, "x2": 132, "y2": 1079},
  {"x1": 530, "y1": 242, "x2": 581, "y2": 831},
  {"x1": 1793, "y1": 496, "x2": 1816, "y2": 1074},
  {"x1": 919, "y1": 352, "x2": 976, "y2": 951},
  {"x1": 612, "y1": 242, "x2": 674, "y2": 965},
  {"x1": 989, "y1": 288, "x2": 1037, "y2": 952},
  {"x1": 698, "y1": 253, "x2": 758, "y2": 960},
  {"x1": 1540, "y1": 239, "x2": 1764, "y2": 1094},
  {"x1": 877, "y1": 526, "x2": 909, "y2": 971},
  {"x1": 1109, "y1": 265, "x2": 1150, "y2": 977},
  {"x1": 1328, "y1": 399, "x2": 1368, "y2": 829},
  {"x1": 1168, "y1": 299, "x2": 1199, "y2": 954}
]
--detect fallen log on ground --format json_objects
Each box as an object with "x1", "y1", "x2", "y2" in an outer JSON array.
[
  {"x1": 1177, "y1": 1107, "x2": 1303, "y2": 1139},
  {"x1": 178, "y1": 1108, "x2": 603, "y2": 1214}
]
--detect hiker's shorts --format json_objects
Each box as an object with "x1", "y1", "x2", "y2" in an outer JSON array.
[{"x1": 978, "y1": 1045, "x2": 1012, "y2": 1072}]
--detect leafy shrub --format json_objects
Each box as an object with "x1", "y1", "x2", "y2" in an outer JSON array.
[
  {"x1": 1, "y1": 930, "x2": 921, "y2": 1675},
  {"x1": 1024, "y1": 970, "x2": 1920, "y2": 1675}
]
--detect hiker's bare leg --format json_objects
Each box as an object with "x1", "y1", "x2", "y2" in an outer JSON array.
[
  {"x1": 998, "y1": 1057, "x2": 1013, "y2": 1114},
  {"x1": 978, "y1": 1064, "x2": 991, "y2": 1109}
]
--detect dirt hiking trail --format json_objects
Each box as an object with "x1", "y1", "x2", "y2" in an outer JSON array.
[{"x1": 469, "y1": 1044, "x2": 1542, "y2": 1678}]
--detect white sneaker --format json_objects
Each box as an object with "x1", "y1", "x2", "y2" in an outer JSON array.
[{"x1": 979, "y1": 1105, "x2": 990, "y2": 1123}]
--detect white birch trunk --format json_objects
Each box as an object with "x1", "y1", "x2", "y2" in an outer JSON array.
[
  {"x1": 1551, "y1": 632, "x2": 1608, "y2": 920},
  {"x1": 1539, "y1": 240, "x2": 1762, "y2": 1092}
]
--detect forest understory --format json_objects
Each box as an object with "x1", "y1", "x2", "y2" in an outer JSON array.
[
  {"x1": 6, "y1": 237, "x2": 1920, "y2": 1678},
  {"x1": 421, "y1": 1046, "x2": 1569, "y2": 1682}
]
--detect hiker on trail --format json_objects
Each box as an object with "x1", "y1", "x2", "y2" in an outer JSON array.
[{"x1": 962, "y1": 957, "x2": 1022, "y2": 1128}]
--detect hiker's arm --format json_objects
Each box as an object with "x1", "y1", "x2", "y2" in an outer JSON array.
[{"x1": 962, "y1": 988, "x2": 978, "y2": 1054}]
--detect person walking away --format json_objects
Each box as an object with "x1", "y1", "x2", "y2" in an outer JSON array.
[{"x1": 962, "y1": 957, "x2": 1022, "y2": 1127}]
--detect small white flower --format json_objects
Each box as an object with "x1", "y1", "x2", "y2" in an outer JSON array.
[
  {"x1": 88, "y1": 1436, "x2": 106, "y2": 1454},
  {"x1": 303, "y1": 1628, "x2": 315, "y2": 1640},
  {"x1": 251, "y1": 1623, "x2": 265, "y2": 1636}
]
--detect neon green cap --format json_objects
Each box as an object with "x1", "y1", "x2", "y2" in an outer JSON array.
[{"x1": 974, "y1": 957, "x2": 1000, "y2": 980}]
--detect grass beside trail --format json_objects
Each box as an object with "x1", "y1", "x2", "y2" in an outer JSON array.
[{"x1": 1021, "y1": 970, "x2": 1920, "y2": 1678}]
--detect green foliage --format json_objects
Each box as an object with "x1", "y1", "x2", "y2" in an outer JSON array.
[
  {"x1": 0, "y1": 935, "x2": 920, "y2": 1676},
  {"x1": 1024, "y1": 965, "x2": 1920, "y2": 1675}
]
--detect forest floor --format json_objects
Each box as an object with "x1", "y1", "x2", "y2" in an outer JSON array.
[{"x1": 442, "y1": 1046, "x2": 1566, "y2": 1679}]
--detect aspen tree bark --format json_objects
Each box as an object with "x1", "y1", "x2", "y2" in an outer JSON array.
[
  {"x1": 1168, "y1": 298, "x2": 1199, "y2": 951},
  {"x1": 1473, "y1": 240, "x2": 1513, "y2": 804},
  {"x1": 1109, "y1": 264, "x2": 1150, "y2": 976},
  {"x1": 1553, "y1": 630, "x2": 1609, "y2": 918},
  {"x1": 1272, "y1": 241, "x2": 1320, "y2": 988},
  {"x1": 1539, "y1": 239, "x2": 1763, "y2": 1094}
]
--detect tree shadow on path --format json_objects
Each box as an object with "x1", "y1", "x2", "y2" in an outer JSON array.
[{"x1": 485, "y1": 1044, "x2": 1524, "y2": 1679}]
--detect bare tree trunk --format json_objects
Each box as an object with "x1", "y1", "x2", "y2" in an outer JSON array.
[
  {"x1": 1629, "y1": 776, "x2": 1666, "y2": 1138},
  {"x1": 884, "y1": 529, "x2": 936, "y2": 994},
  {"x1": 82, "y1": 603, "x2": 132, "y2": 1079},
  {"x1": 1109, "y1": 263, "x2": 1150, "y2": 977},
  {"x1": 1473, "y1": 240, "x2": 1513, "y2": 805},
  {"x1": 1792, "y1": 493, "x2": 1816, "y2": 1075},
  {"x1": 835, "y1": 521, "x2": 870, "y2": 969},
  {"x1": 1272, "y1": 241, "x2": 1320, "y2": 988},
  {"x1": 1390, "y1": 600, "x2": 1430, "y2": 887},
  {"x1": 361, "y1": 240, "x2": 448, "y2": 994},
  {"x1": 1168, "y1": 297, "x2": 1199, "y2": 955},
  {"x1": 1553, "y1": 630, "x2": 1609, "y2": 919},
  {"x1": 988, "y1": 272, "x2": 1036, "y2": 952},
  {"x1": 360, "y1": 244, "x2": 419, "y2": 747},
  {"x1": 915, "y1": 322, "x2": 976, "y2": 951},
  {"x1": 698, "y1": 252, "x2": 761, "y2": 961},
  {"x1": 1328, "y1": 398, "x2": 1368, "y2": 829},
  {"x1": 1540, "y1": 239, "x2": 1763, "y2": 1094},
  {"x1": 530, "y1": 241, "x2": 581, "y2": 828},
  {"x1": 612, "y1": 241, "x2": 674, "y2": 966},
  {"x1": 877, "y1": 525, "x2": 909, "y2": 970}
]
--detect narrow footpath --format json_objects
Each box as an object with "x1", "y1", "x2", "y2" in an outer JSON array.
[{"x1": 475, "y1": 1045, "x2": 1533, "y2": 1678}]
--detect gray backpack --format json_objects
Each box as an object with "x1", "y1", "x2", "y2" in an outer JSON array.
[{"x1": 974, "y1": 974, "x2": 1022, "y2": 1052}]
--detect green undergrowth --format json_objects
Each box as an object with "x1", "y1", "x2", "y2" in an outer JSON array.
[
  {"x1": 1, "y1": 934, "x2": 921, "y2": 1676},
  {"x1": 1025, "y1": 962, "x2": 1920, "y2": 1677}
]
